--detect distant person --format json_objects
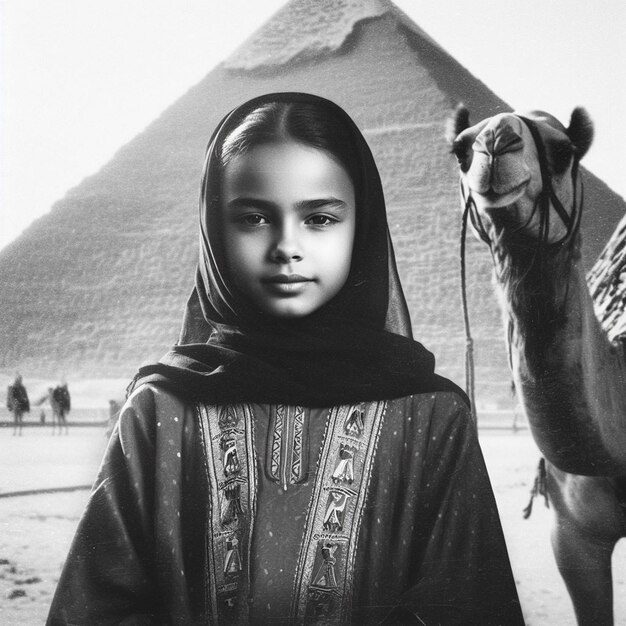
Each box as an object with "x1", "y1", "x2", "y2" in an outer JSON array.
[
  {"x1": 7, "y1": 373, "x2": 29, "y2": 436},
  {"x1": 48, "y1": 94, "x2": 523, "y2": 624},
  {"x1": 509, "y1": 379, "x2": 526, "y2": 433},
  {"x1": 106, "y1": 399, "x2": 122, "y2": 439}
]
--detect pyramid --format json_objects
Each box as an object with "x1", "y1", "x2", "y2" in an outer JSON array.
[{"x1": 1, "y1": 0, "x2": 624, "y2": 409}]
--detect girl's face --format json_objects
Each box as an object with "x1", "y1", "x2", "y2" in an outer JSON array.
[{"x1": 221, "y1": 141, "x2": 356, "y2": 318}]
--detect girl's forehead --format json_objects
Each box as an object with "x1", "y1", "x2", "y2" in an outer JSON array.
[
  {"x1": 225, "y1": 141, "x2": 338, "y2": 171},
  {"x1": 222, "y1": 141, "x2": 354, "y2": 198}
]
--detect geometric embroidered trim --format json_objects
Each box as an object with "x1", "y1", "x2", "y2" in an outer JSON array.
[
  {"x1": 266, "y1": 404, "x2": 309, "y2": 488},
  {"x1": 291, "y1": 405, "x2": 306, "y2": 483},
  {"x1": 269, "y1": 404, "x2": 284, "y2": 480}
]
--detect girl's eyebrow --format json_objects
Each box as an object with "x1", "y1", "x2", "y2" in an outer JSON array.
[
  {"x1": 226, "y1": 197, "x2": 275, "y2": 211},
  {"x1": 295, "y1": 198, "x2": 348, "y2": 212},
  {"x1": 226, "y1": 197, "x2": 349, "y2": 212}
]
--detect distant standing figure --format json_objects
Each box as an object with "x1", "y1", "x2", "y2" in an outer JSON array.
[
  {"x1": 509, "y1": 380, "x2": 526, "y2": 433},
  {"x1": 51, "y1": 383, "x2": 71, "y2": 435},
  {"x1": 106, "y1": 399, "x2": 122, "y2": 439},
  {"x1": 7, "y1": 374, "x2": 29, "y2": 436}
]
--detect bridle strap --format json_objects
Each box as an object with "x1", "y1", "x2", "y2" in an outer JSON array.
[{"x1": 517, "y1": 115, "x2": 582, "y2": 246}]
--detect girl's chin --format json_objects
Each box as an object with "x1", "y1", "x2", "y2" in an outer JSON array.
[
  {"x1": 261, "y1": 303, "x2": 317, "y2": 319},
  {"x1": 255, "y1": 295, "x2": 326, "y2": 319}
]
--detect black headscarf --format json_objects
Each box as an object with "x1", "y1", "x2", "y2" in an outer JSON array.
[{"x1": 132, "y1": 93, "x2": 466, "y2": 407}]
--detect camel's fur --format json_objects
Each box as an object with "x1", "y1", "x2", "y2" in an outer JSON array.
[{"x1": 449, "y1": 104, "x2": 626, "y2": 625}]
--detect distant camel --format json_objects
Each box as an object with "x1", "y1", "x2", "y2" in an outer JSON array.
[
  {"x1": 7, "y1": 374, "x2": 29, "y2": 436},
  {"x1": 37, "y1": 385, "x2": 71, "y2": 435},
  {"x1": 51, "y1": 384, "x2": 71, "y2": 435},
  {"x1": 448, "y1": 104, "x2": 626, "y2": 625}
]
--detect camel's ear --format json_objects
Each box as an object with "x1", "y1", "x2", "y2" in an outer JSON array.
[
  {"x1": 567, "y1": 107, "x2": 593, "y2": 159},
  {"x1": 445, "y1": 103, "x2": 470, "y2": 146}
]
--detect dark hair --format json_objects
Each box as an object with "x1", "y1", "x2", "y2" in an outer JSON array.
[{"x1": 219, "y1": 101, "x2": 361, "y2": 189}]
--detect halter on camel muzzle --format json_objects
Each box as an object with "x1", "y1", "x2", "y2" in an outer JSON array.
[
  {"x1": 457, "y1": 115, "x2": 584, "y2": 421},
  {"x1": 461, "y1": 114, "x2": 584, "y2": 252}
]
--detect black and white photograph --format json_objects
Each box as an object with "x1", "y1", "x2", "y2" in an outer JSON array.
[{"x1": 1, "y1": 1, "x2": 625, "y2": 623}]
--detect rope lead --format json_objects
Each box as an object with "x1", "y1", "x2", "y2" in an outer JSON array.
[{"x1": 460, "y1": 194, "x2": 477, "y2": 425}]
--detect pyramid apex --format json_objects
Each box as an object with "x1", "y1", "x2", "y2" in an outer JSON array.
[{"x1": 224, "y1": 0, "x2": 393, "y2": 70}]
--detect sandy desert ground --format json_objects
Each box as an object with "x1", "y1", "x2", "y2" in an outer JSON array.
[{"x1": 0, "y1": 424, "x2": 624, "y2": 625}]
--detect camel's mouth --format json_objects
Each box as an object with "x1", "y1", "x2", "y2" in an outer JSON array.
[{"x1": 468, "y1": 179, "x2": 529, "y2": 210}]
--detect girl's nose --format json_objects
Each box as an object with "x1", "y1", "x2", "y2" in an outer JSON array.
[{"x1": 270, "y1": 226, "x2": 302, "y2": 263}]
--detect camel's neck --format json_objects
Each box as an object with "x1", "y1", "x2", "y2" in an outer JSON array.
[{"x1": 493, "y1": 233, "x2": 626, "y2": 475}]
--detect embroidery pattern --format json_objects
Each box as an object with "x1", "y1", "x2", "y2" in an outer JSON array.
[
  {"x1": 309, "y1": 540, "x2": 342, "y2": 603},
  {"x1": 223, "y1": 535, "x2": 242, "y2": 575},
  {"x1": 266, "y1": 405, "x2": 309, "y2": 486},
  {"x1": 343, "y1": 407, "x2": 365, "y2": 436},
  {"x1": 270, "y1": 404, "x2": 284, "y2": 479},
  {"x1": 198, "y1": 403, "x2": 256, "y2": 624},
  {"x1": 331, "y1": 444, "x2": 356, "y2": 485},
  {"x1": 291, "y1": 401, "x2": 387, "y2": 624},
  {"x1": 291, "y1": 406, "x2": 305, "y2": 481}
]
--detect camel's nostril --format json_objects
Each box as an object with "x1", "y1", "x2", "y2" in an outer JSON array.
[
  {"x1": 493, "y1": 125, "x2": 523, "y2": 156},
  {"x1": 474, "y1": 124, "x2": 523, "y2": 157},
  {"x1": 473, "y1": 129, "x2": 495, "y2": 156}
]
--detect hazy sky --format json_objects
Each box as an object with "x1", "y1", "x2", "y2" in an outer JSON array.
[{"x1": 1, "y1": 0, "x2": 624, "y2": 251}]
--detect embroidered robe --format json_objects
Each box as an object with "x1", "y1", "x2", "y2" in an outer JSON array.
[{"x1": 47, "y1": 384, "x2": 524, "y2": 625}]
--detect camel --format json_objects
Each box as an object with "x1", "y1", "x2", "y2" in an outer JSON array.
[
  {"x1": 37, "y1": 384, "x2": 71, "y2": 435},
  {"x1": 50, "y1": 384, "x2": 70, "y2": 435},
  {"x1": 447, "y1": 104, "x2": 626, "y2": 625}
]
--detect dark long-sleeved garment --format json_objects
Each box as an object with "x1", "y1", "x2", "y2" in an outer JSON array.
[{"x1": 47, "y1": 384, "x2": 523, "y2": 625}]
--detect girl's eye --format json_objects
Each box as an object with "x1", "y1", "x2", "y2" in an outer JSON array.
[
  {"x1": 306, "y1": 214, "x2": 338, "y2": 227},
  {"x1": 239, "y1": 214, "x2": 268, "y2": 226}
]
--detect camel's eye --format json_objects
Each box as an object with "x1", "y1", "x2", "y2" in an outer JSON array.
[
  {"x1": 451, "y1": 138, "x2": 472, "y2": 173},
  {"x1": 548, "y1": 140, "x2": 575, "y2": 176}
]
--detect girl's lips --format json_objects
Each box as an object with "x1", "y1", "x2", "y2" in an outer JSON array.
[
  {"x1": 262, "y1": 274, "x2": 313, "y2": 284},
  {"x1": 261, "y1": 274, "x2": 314, "y2": 296}
]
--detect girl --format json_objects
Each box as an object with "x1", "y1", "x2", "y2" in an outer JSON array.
[{"x1": 48, "y1": 93, "x2": 523, "y2": 625}]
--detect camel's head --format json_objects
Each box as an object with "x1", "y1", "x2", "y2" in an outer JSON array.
[{"x1": 447, "y1": 105, "x2": 593, "y2": 244}]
